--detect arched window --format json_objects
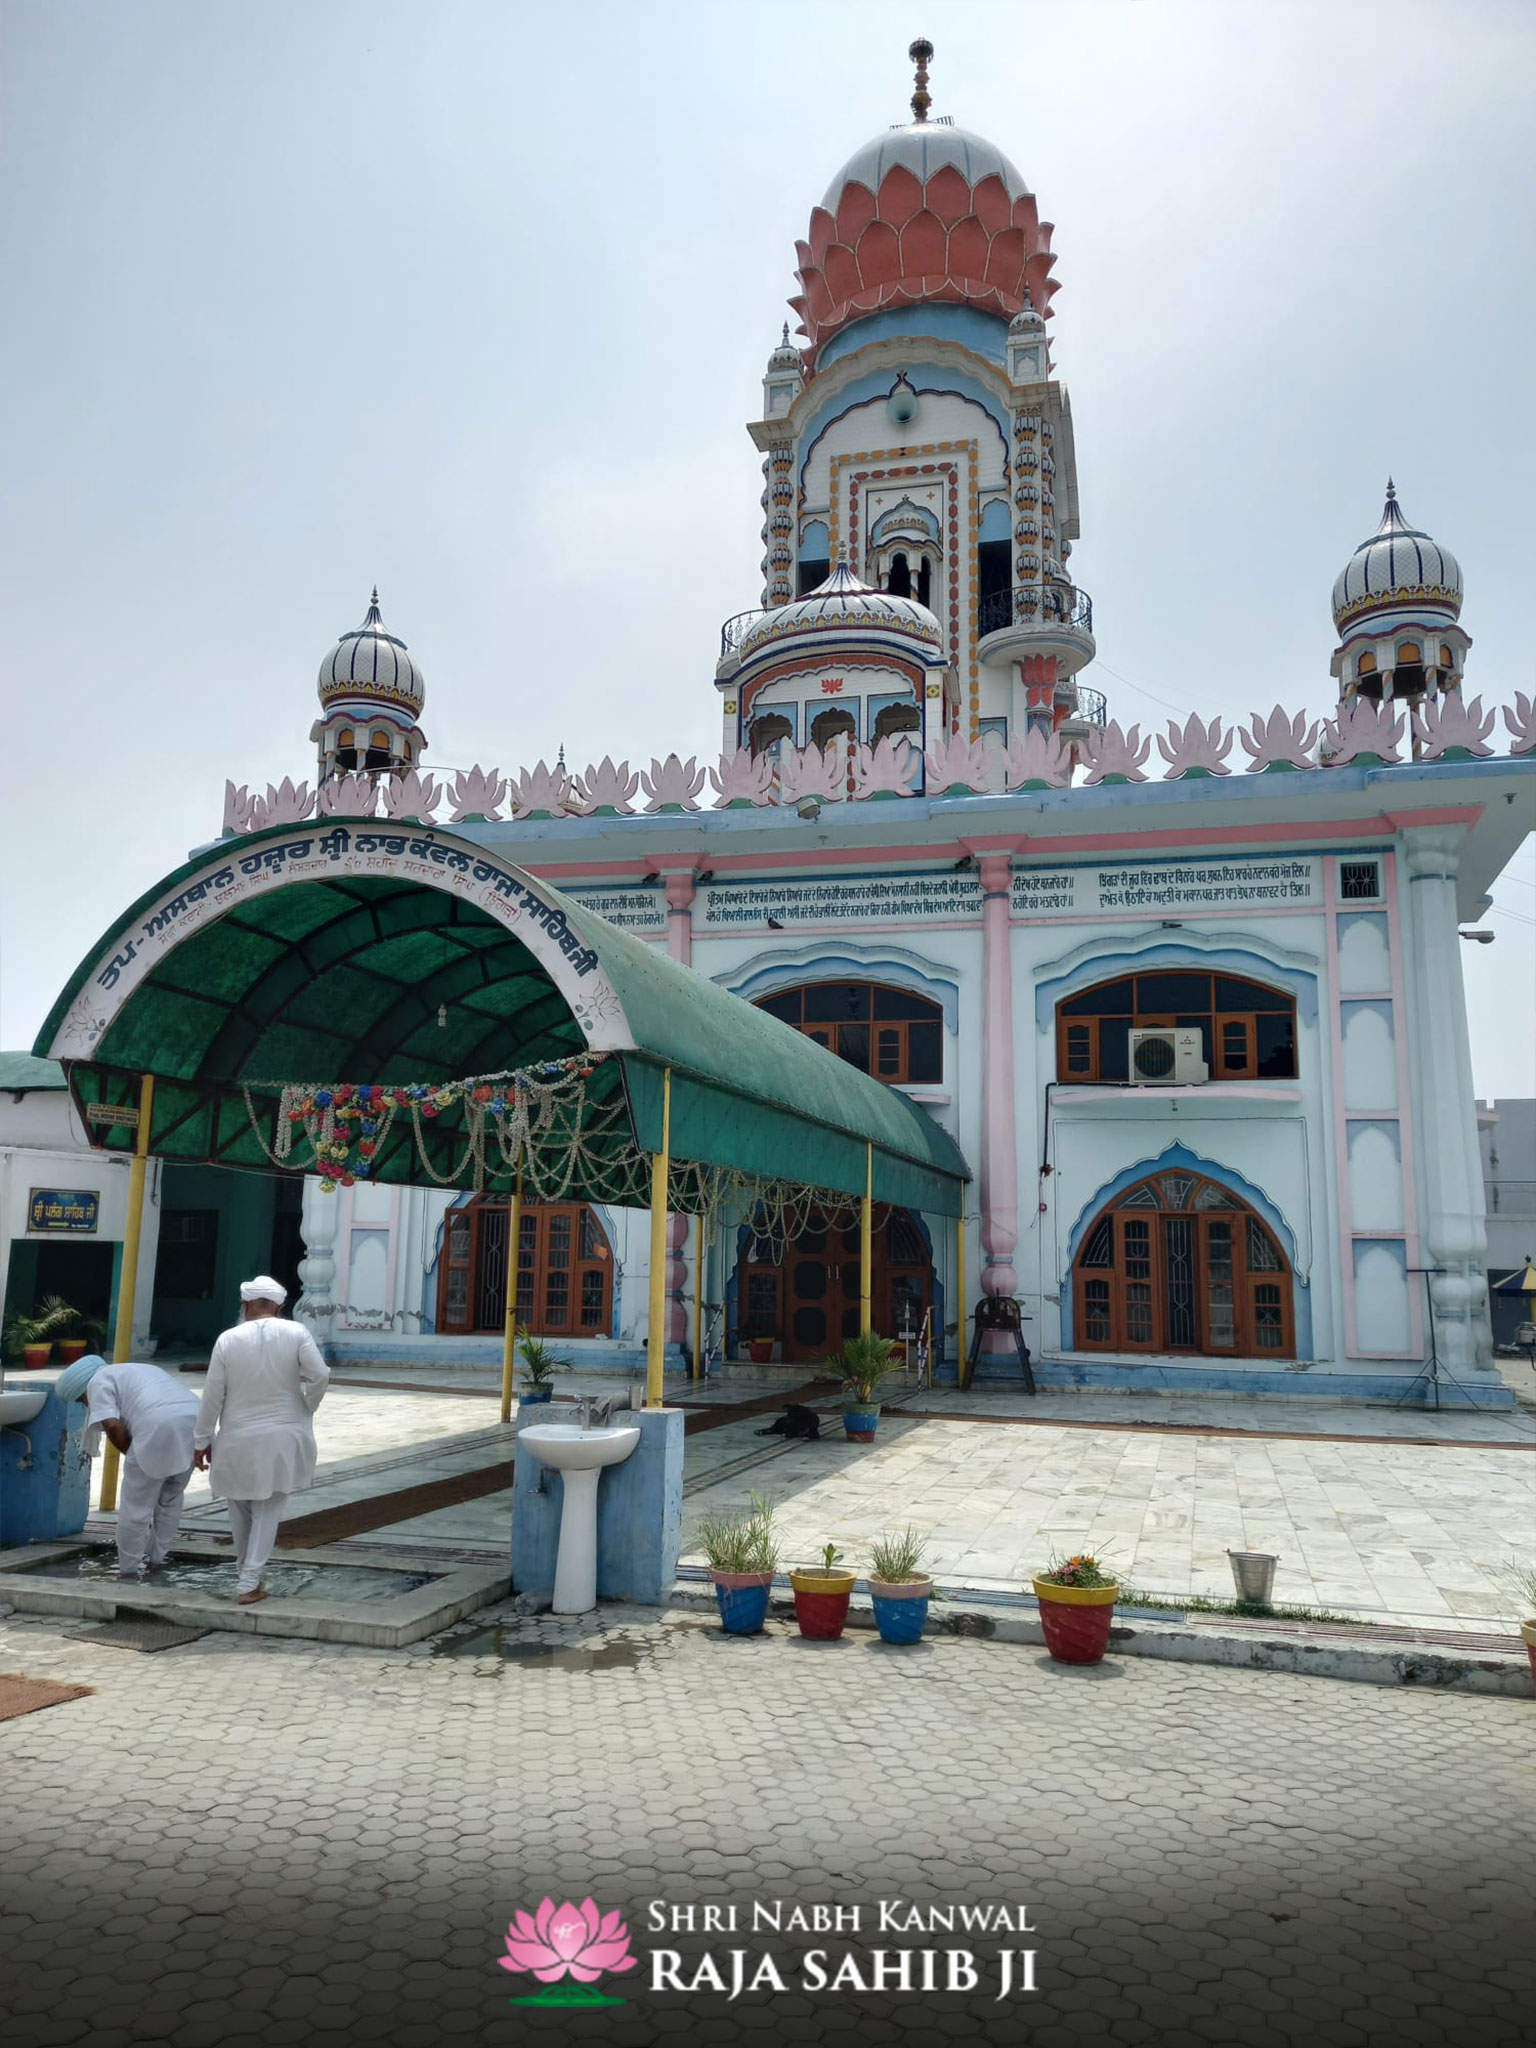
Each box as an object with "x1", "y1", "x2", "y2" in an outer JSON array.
[
  {"x1": 872, "y1": 701, "x2": 921, "y2": 744},
  {"x1": 810, "y1": 706, "x2": 856, "y2": 752},
  {"x1": 887, "y1": 551, "x2": 912, "y2": 598},
  {"x1": 978, "y1": 498, "x2": 1011, "y2": 612},
  {"x1": 756, "y1": 981, "x2": 942, "y2": 1084},
  {"x1": 916, "y1": 555, "x2": 932, "y2": 607},
  {"x1": 438, "y1": 1198, "x2": 612, "y2": 1337},
  {"x1": 335, "y1": 726, "x2": 358, "y2": 771},
  {"x1": 1056, "y1": 971, "x2": 1297, "y2": 1082},
  {"x1": 740, "y1": 1202, "x2": 932, "y2": 1361},
  {"x1": 365, "y1": 728, "x2": 393, "y2": 771},
  {"x1": 749, "y1": 711, "x2": 794, "y2": 758},
  {"x1": 1393, "y1": 641, "x2": 1426, "y2": 697},
  {"x1": 798, "y1": 520, "x2": 830, "y2": 596},
  {"x1": 1354, "y1": 652, "x2": 1381, "y2": 700},
  {"x1": 1074, "y1": 1168, "x2": 1293, "y2": 1357}
]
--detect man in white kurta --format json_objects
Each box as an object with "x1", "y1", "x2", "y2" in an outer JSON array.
[
  {"x1": 195, "y1": 1276, "x2": 329, "y2": 1604},
  {"x1": 57, "y1": 1353, "x2": 200, "y2": 1579}
]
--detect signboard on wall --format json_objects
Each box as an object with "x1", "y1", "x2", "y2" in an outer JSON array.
[
  {"x1": 562, "y1": 887, "x2": 667, "y2": 936},
  {"x1": 1013, "y1": 857, "x2": 1320, "y2": 918},
  {"x1": 28, "y1": 1188, "x2": 100, "y2": 1234}
]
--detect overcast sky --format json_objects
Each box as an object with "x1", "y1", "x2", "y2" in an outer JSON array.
[{"x1": 1, "y1": 0, "x2": 1532, "y2": 1092}]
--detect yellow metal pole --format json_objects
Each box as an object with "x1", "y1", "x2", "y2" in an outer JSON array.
[
  {"x1": 859, "y1": 1143, "x2": 873, "y2": 1336},
  {"x1": 956, "y1": 1206, "x2": 969, "y2": 1391},
  {"x1": 102, "y1": 1074, "x2": 155, "y2": 1512},
  {"x1": 646, "y1": 1068, "x2": 672, "y2": 1408},
  {"x1": 499, "y1": 1164, "x2": 524, "y2": 1423},
  {"x1": 692, "y1": 1210, "x2": 704, "y2": 1381}
]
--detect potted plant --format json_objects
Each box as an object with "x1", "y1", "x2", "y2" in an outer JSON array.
[
  {"x1": 516, "y1": 1329, "x2": 563, "y2": 1406},
  {"x1": 789, "y1": 1542, "x2": 858, "y2": 1640},
  {"x1": 826, "y1": 1330, "x2": 902, "y2": 1440},
  {"x1": 1031, "y1": 1551, "x2": 1120, "y2": 1665},
  {"x1": 696, "y1": 1491, "x2": 780, "y2": 1635},
  {"x1": 3, "y1": 1312, "x2": 53, "y2": 1370},
  {"x1": 747, "y1": 1336, "x2": 775, "y2": 1365},
  {"x1": 868, "y1": 1526, "x2": 934, "y2": 1645},
  {"x1": 33, "y1": 1297, "x2": 105, "y2": 1366}
]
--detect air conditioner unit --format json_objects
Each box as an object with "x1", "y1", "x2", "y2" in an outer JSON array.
[{"x1": 1129, "y1": 1028, "x2": 1208, "y2": 1085}]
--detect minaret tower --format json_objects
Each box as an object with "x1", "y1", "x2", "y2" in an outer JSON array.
[
  {"x1": 721, "y1": 40, "x2": 1103, "y2": 771},
  {"x1": 1329, "y1": 481, "x2": 1470, "y2": 709},
  {"x1": 310, "y1": 589, "x2": 428, "y2": 784}
]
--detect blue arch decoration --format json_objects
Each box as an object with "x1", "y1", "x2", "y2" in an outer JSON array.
[
  {"x1": 797, "y1": 368, "x2": 1009, "y2": 487},
  {"x1": 716, "y1": 945, "x2": 960, "y2": 1035},
  {"x1": 1034, "y1": 939, "x2": 1319, "y2": 1032},
  {"x1": 979, "y1": 498, "x2": 1011, "y2": 541},
  {"x1": 1059, "y1": 1142, "x2": 1312, "y2": 1358}
]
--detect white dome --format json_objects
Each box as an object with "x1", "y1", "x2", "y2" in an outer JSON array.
[
  {"x1": 1332, "y1": 485, "x2": 1462, "y2": 632},
  {"x1": 317, "y1": 591, "x2": 425, "y2": 714},
  {"x1": 821, "y1": 121, "x2": 1031, "y2": 212},
  {"x1": 737, "y1": 564, "x2": 943, "y2": 664}
]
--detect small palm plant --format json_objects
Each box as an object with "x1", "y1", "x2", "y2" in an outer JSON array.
[
  {"x1": 826, "y1": 1330, "x2": 902, "y2": 1409},
  {"x1": 516, "y1": 1329, "x2": 565, "y2": 1388}
]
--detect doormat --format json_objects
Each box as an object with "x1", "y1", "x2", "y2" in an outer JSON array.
[
  {"x1": 74, "y1": 1616, "x2": 210, "y2": 1653},
  {"x1": 0, "y1": 1674, "x2": 96, "y2": 1722},
  {"x1": 274, "y1": 1459, "x2": 516, "y2": 1547}
]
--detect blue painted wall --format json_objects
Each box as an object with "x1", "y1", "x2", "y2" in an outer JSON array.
[
  {"x1": 0, "y1": 1389, "x2": 92, "y2": 1545},
  {"x1": 510, "y1": 1406, "x2": 684, "y2": 1606}
]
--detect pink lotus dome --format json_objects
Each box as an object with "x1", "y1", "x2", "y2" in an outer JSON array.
[{"x1": 790, "y1": 116, "x2": 1058, "y2": 359}]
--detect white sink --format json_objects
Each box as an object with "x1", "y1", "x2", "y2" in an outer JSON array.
[
  {"x1": 520, "y1": 1424, "x2": 641, "y2": 1612},
  {"x1": 0, "y1": 1386, "x2": 49, "y2": 1427}
]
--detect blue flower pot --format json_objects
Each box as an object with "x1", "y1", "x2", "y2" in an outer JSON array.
[
  {"x1": 842, "y1": 1406, "x2": 880, "y2": 1441},
  {"x1": 712, "y1": 1572, "x2": 774, "y2": 1634},
  {"x1": 869, "y1": 1578, "x2": 932, "y2": 1644},
  {"x1": 518, "y1": 1386, "x2": 554, "y2": 1406}
]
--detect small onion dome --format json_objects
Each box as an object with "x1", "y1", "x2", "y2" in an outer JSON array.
[
  {"x1": 1331, "y1": 483, "x2": 1463, "y2": 633},
  {"x1": 317, "y1": 589, "x2": 425, "y2": 714},
  {"x1": 737, "y1": 562, "x2": 944, "y2": 663},
  {"x1": 767, "y1": 321, "x2": 802, "y2": 371},
  {"x1": 1009, "y1": 289, "x2": 1045, "y2": 334}
]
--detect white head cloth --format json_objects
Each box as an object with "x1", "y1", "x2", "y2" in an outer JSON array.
[{"x1": 240, "y1": 1275, "x2": 287, "y2": 1305}]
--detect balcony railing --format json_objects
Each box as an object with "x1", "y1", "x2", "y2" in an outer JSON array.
[
  {"x1": 719, "y1": 608, "x2": 767, "y2": 659},
  {"x1": 1068, "y1": 684, "x2": 1108, "y2": 728},
  {"x1": 977, "y1": 582, "x2": 1094, "y2": 640}
]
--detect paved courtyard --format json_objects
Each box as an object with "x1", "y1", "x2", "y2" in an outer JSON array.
[{"x1": 0, "y1": 1597, "x2": 1531, "y2": 2047}]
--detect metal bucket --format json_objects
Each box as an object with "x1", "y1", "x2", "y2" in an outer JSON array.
[{"x1": 1227, "y1": 1550, "x2": 1278, "y2": 1603}]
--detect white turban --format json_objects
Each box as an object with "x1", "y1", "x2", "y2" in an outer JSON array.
[{"x1": 240, "y1": 1275, "x2": 287, "y2": 1305}]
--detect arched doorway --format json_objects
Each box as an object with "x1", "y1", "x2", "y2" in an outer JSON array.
[
  {"x1": 438, "y1": 1196, "x2": 613, "y2": 1338},
  {"x1": 740, "y1": 1205, "x2": 932, "y2": 1363},
  {"x1": 1073, "y1": 1167, "x2": 1293, "y2": 1358}
]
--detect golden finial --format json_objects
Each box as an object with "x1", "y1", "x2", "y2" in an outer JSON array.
[{"x1": 909, "y1": 38, "x2": 933, "y2": 123}]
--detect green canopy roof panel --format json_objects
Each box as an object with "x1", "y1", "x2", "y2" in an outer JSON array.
[{"x1": 37, "y1": 822, "x2": 968, "y2": 1214}]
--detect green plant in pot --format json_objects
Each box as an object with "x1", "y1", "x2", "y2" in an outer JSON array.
[
  {"x1": 1031, "y1": 1549, "x2": 1120, "y2": 1666},
  {"x1": 789, "y1": 1541, "x2": 858, "y2": 1640},
  {"x1": 868, "y1": 1525, "x2": 934, "y2": 1645},
  {"x1": 825, "y1": 1330, "x2": 902, "y2": 1440},
  {"x1": 1502, "y1": 1560, "x2": 1536, "y2": 1688},
  {"x1": 516, "y1": 1329, "x2": 565, "y2": 1405},
  {"x1": 3, "y1": 1312, "x2": 53, "y2": 1368},
  {"x1": 696, "y1": 1490, "x2": 780, "y2": 1634},
  {"x1": 33, "y1": 1296, "x2": 105, "y2": 1365}
]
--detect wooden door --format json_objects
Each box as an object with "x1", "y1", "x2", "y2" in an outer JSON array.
[{"x1": 437, "y1": 1200, "x2": 611, "y2": 1337}]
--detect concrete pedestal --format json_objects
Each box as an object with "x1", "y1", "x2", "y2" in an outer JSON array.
[
  {"x1": 0, "y1": 1388, "x2": 92, "y2": 1546},
  {"x1": 511, "y1": 1407, "x2": 683, "y2": 1607}
]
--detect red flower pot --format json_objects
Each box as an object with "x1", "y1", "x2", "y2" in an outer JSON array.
[
  {"x1": 56, "y1": 1340, "x2": 88, "y2": 1365},
  {"x1": 21, "y1": 1343, "x2": 52, "y2": 1370},
  {"x1": 789, "y1": 1568, "x2": 856, "y2": 1639},
  {"x1": 1522, "y1": 1621, "x2": 1536, "y2": 1692},
  {"x1": 1032, "y1": 1578, "x2": 1119, "y2": 1665}
]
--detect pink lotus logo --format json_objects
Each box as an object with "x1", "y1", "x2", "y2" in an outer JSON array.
[{"x1": 499, "y1": 1896, "x2": 638, "y2": 2009}]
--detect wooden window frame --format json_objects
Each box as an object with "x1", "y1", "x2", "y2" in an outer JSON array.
[
  {"x1": 1056, "y1": 973, "x2": 1296, "y2": 1083},
  {"x1": 756, "y1": 982, "x2": 944, "y2": 1087},
  {"x1": 438, "y1": 1198, "x2": 612, "y2": 1338}
]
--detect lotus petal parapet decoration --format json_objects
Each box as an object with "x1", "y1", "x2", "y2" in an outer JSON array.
[
  {"x1": 1322, "y1": 699, "x2": 1404, "y2": 767},
  {"x1": 572, "y1": 757, "x2": 638, "y2": 816},
  {"x1": 1082, "y1": 721, "x2": 1150, "y2": 785},
  {"x1": 1005, "y1": 727, "x2": 1070, "y2": 790},
  {"x1": 1414, "y1": 693, "x2": 1495, "y2": 761},
  {"x1": 222, "y1": 781, "x2": 256, "y2": 835},
  {"x1": 1503, "y1": 692, "x2": 1536, "y2": 756},
  {"x1": 778, "y1": 743, "x2": 846, "y2": 806},
  {"x1": 317, "y1": 771, "x2": 379, "y2": 819},
  {"x1": 447, "y1": 766, "x2": 507, "y2": 822},
  {"x1": 850, "y1": 736, "x2": 918, "y2": 799},
  {"x1": 925, "y1": 730, "x2": 990, "y2": 795},
  {"x1": 1239, "y1": 707, "x2": 1319, "y2": 772},
  {"x1": 249, "y1": 778, "x2": 316, "y2": 830},
  {"x1": 379, "y1": 770, "x2": 441, "y2": 822},
  {"x1": 510, "y1": 760, "x2": 572, "y2": 819},
  {"x1": 1157, "y1": 714, "x2": 1233, "y2": 778},
  {"x1": 641, "y1": 754, "x2": 707, "y2": 813},
  {"x1": 709, "y1": 748, "x2": 776, "y2": 808}
]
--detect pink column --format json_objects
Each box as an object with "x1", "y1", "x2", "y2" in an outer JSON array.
[
  {"x1": 662, "y1": 871, "x2": 697, "y2": 1341},
  {"x1": 977, "y1": 852, "x2": 1019, "y2": 1314},
  {"x1": 663, "y1": 872, "x2": 696, "y2": 967}
]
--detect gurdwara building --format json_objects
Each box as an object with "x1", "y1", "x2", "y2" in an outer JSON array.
[{"x1": 29, "y1": 48, "x2": 1535, "y2": 1404}]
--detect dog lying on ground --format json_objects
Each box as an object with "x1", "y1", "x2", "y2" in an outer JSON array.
[{"x1": 754, "y1": 1403, "x2": 822, "y2": 1440}]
